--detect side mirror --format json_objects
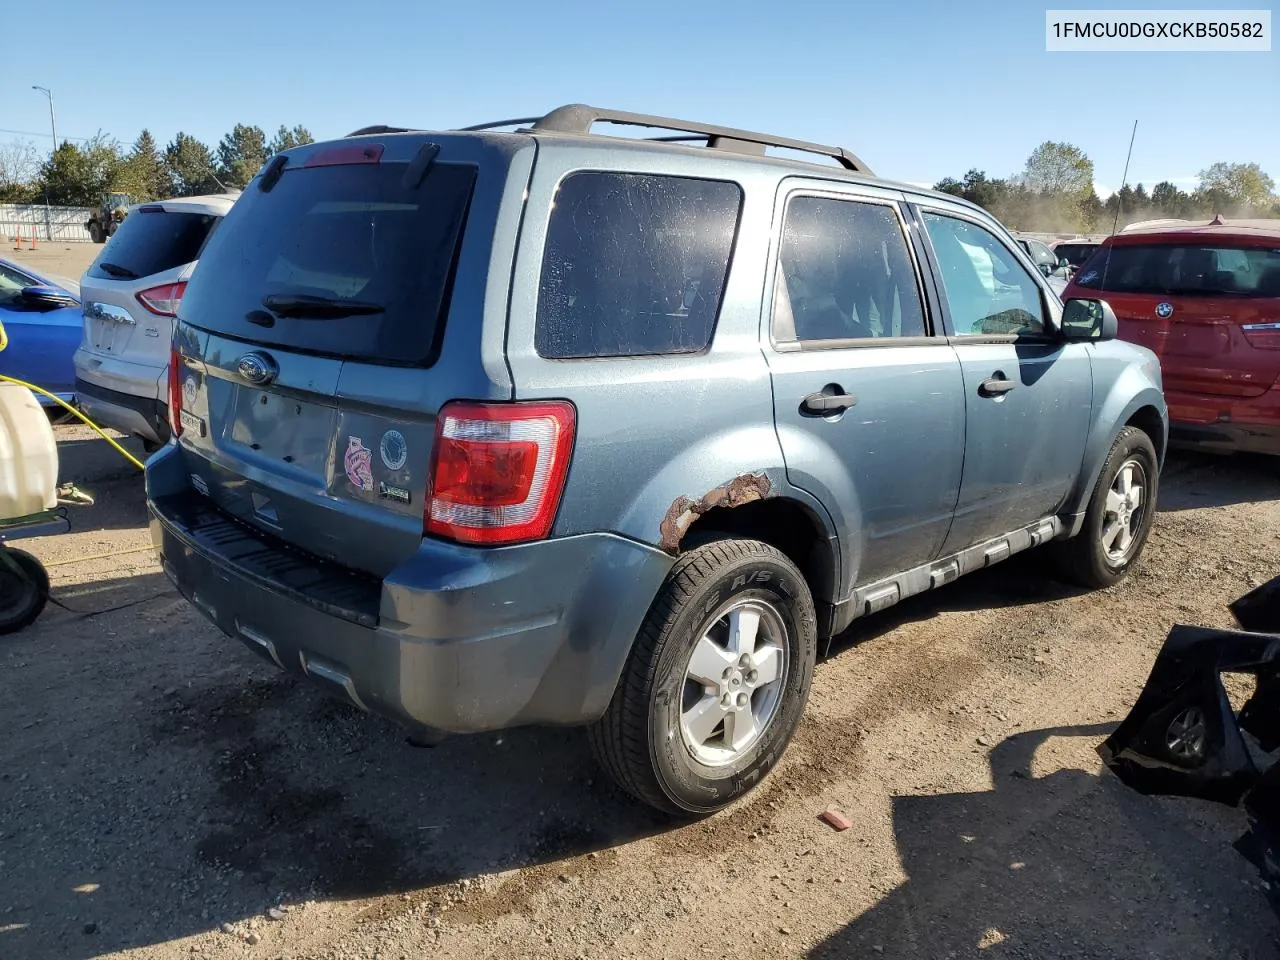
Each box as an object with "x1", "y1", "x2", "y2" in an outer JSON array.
[
  {"x1": 19, "y1": 285, "x2": 78, "y2": 309},
  {"x1": 1061, "y1": 298, "x2": 1119, "y2": 341},
  {"x1": 1037, "y1": 263, "x2": 1053, "y2": 277},
  {"x1": 1058, "y1": 257, "x2": 1071, "y2": 269}
]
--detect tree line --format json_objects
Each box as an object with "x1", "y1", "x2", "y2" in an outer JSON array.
[
  {"x1": 0, "y1": 123, "x2": 315, "y2": 207},
  {"x1": 935, "y1": 142, "x2": 1278, "y2": 235}
]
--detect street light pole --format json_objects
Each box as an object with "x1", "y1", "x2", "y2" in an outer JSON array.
[
  {"x1": 32, "y1": 86, "x2": 57, "y2": 150},
  {"x1": 32, "y1": 86, "x2": 57, "y2": 242}
]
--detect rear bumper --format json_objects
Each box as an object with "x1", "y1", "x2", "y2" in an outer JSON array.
[
  {"x1": 146, "y1": 447, "x2": 672, "y2": 734},
  {"x1": 75, "y1": 377, "x2": 169, "y2": 446},
  {"x1": 1167, "y1": 388, "x2": 1280, "y2": 456}
]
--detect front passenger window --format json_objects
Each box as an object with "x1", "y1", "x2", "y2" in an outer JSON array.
[{"x1": 922, "y1": 213, "x2": 1046, "y2": 337}]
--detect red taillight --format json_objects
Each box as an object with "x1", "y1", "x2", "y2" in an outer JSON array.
[
  {"x1": 425, "y1": 401, "x2": 576, "y2": 546},
  {"x1": 1242, "y1": 322, "x2": 1280, "y2": 351},
  {"x1": 168, "y1": 346, "x2": 183, "y2": 437},
  {"x1": 136, "y1": 281, "x2": 187, "y2": 317}
]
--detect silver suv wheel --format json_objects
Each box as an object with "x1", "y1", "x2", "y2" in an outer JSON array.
[{"x1": 680, "y1": 599, "x2": 789, "y2": 767}]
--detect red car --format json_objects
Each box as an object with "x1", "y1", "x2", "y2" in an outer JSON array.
[{"x1": 1063, "y1": 219, "x2": 1280, "y2": 455}]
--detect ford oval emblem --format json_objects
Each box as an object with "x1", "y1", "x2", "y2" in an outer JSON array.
[
  {"x1": 1155, "y1": 302, "x2": 1174, "y2": 319},
  {"x1": 237, "y1": 351, "x2": 278, "y2": 385}
]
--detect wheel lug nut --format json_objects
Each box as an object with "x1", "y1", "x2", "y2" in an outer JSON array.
[
  {"x1": 722, "y1": 667, "x2": 732, "y2": 679},
  {"x1": 747, "y1": 670, "x2": 758, "y2": 683},
  {"x1": 736, "y1": 692, "x2": 748, "y2": 708},
  {"x1": 721, "y1": 693, "x2": 733, "y2": 708}
]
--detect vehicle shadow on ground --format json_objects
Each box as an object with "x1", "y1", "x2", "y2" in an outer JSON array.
[
  {"x1": 1159, "y1": 450, "x2": 1279, "y2": 512},
  {"x1": 808, "y1": 724, "x2": 1279, "y2": 959},
  {"x1": 0, "y1": 574, "x2": 673, "y2": 960}
]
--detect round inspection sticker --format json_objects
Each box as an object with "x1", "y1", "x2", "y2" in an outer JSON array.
[{"x1": 379, "y1": 430, "x2": 408, "y2": 471}]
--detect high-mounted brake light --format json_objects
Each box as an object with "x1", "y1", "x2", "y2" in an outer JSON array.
[
  {"x1": 304, "y1": 144, "x2": 384, "y2": 167},
  {"x1": 168, "y1": 346, "x2": 184, "y2": 437},
  {"x1": 1242, "y1": 322, "x2": 1280, "y2": 351},
  {"x1": 425, "y1": 401, "x2": 576, "y2": 546},
  {"x1": 136, "y1": 281, "x2": 187, "y2": 317}
]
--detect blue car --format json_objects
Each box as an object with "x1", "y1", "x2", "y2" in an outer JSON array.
[{"x1": 0, "y1": 256, "x2": 82, "y2": 405}]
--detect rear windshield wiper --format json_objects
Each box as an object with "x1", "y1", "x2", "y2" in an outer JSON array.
[
  {"x1": 261, "y1": 292, "x2": 386, "y2": 318},
  {"x1": 98, "y1": 262, "x2": 139, "y2": 279}
]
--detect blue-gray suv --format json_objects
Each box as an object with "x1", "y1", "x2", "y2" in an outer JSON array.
[{"x1": 147, "y1": 104, "x2": 1167, "y2": 816}]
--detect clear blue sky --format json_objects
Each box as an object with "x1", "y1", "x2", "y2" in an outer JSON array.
[{"x1": 6, "y1": 0, "x2": 1277, "y2": 195}]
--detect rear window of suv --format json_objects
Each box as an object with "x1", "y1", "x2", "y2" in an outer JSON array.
[
  {"x1": 86, "y1": 209, "x2": 220, "y2": 281},
  {"x1": 535, "y1": 172, "x2": 742, "y2": 359},
  {"x1": 1073, "y1": 243, "x2": 1280, "y2": 297},
  {"x1": 179, "y1": 161, "x2": 477, "y2": 366}
]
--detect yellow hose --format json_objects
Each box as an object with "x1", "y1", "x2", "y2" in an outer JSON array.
[{"x1": 0, "y1": 373, "x2": 147, "y2": 471}]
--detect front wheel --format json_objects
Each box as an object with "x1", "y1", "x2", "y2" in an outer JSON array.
[
  {"x1": 1055, "y1": 425, "x2": 1159, "y2": 589},
  {"x1": 588, "y1": 538, "x2": 817, "y2": 816},
  {"x1": 88, "y1": 221, "x2": 104, "y2": 243}
]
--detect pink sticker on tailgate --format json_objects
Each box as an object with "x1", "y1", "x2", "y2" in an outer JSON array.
[{"x1": 343, "y1": 436, "x2": 375, "y2": 492}]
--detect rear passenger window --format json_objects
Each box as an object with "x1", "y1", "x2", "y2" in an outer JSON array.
[
  {"x1": 535, "y1": 172, "x2": 742, "y2": 359},
  {"x1": 772, "y1": 196, "x2": 926, "y2": 344}
]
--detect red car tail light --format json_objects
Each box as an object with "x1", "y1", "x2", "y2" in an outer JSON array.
[
  {"x1": 136, "y1": 281, "x2": 188, "y2": 317},
  {"x1": 168, "y1": 346, "x2": 184, "y2": 437},
  {"x1": 1242, "y1": 322, "x2": 1280, "y2": 351},
  {"x1": 425, "y1": 401, "x2": 576, "y2": 546}
]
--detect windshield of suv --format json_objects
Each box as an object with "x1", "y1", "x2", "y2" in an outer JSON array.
[
  {"x1": 86, "y1": 209, "x2": 220, "y2": 281},
  {"x1": 179, "y1": 161, "x2": 477, "y2": 366},
  {"x1": 1073, "y1": 243, "x2": 1280, "y2": 297}
]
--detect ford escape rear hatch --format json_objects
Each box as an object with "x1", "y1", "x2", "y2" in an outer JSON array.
[{"x1": 171, "y1": 141, "x2": 479, "y2": 577}]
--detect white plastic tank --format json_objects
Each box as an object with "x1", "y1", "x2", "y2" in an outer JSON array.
[{"x1": 0, "y1": 383, "x2": 58, "y2": 520}]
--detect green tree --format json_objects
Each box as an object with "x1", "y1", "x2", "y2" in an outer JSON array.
[
  {"x1": 164, "y1": 132, "x2": 220, "y2": 196},
  {"x1": 118, "y1": 129, "x2": 170, "y2": 201},
  {"x1": 1150, "y1": 181, "x2": 1186, "y2": 214},
  {"x1": 216, "y1": 123, "x2": 269, "y2": 188},
  {"x1": 268, "y1": 124, "x2": 315, "y2": 156},
  {"x1": 1197, "y1": 161, "x2": 1276, "y2": 210},
  {"x1": 1023, "y1": 141, "x2": 1094, "y2": 197},
  {"x1": 36, "y1": 134, "x2": 123, "y2": 206}
]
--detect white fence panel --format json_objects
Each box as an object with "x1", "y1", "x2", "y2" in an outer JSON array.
[{"x1": 0, "y1": 204, "x2": 94, "y2": 243}]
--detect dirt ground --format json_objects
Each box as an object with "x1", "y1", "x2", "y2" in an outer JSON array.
[{"x1": 3, "y1": 243, "x2": 1280, "y2": 959}]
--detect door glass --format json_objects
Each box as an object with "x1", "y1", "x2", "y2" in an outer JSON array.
[
  {"x1": 0, "y1": 265, "x2": 32, "y2": 306},
  {"x1": 773, "y1": 196, "x2": 927, "y2": 343},
  {"x1": 922, "y1": 213, "x2": 1046, "y2": 337}
]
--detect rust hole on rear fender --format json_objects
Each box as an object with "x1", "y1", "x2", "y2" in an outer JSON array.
[{"x1": 658, "y1": 473, "x2": 773, "y2": 555}]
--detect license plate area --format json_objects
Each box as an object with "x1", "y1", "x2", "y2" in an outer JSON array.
[
  {"x1": 225, "y1": 387, "x2": 335, "y2": 475},
  {"x1": 179, "y1": 409, "x2": 206, "y2": 437}
]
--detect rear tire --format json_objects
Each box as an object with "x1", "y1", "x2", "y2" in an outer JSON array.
[
  {"x1": 88, "y1": 221, "x2": 104, "y2": 243},
  {"x1": 0, "y1": 548, "x2": 50, "y2": 635},
  {"x1": 1055, "y1": 426, "x2": 1159, "y2": 589},
  {"x1": 588, "y1": 538, "x2": 817, "y2": 816}
]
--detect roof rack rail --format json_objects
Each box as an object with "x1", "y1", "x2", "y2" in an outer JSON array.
[
  {"x1": 530, "y1": 103, "x2": 872, "y2": 174},
  {"x1": 455, "y1": 117, "x2": 542, "y2": 132},
  {"x1": 346, "y1": 124, "x2": 415, "y2": 137}
]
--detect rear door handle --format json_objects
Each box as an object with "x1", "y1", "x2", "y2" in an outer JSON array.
[
  {"x1": 801, "y1": 391, "x2": 858, "y2": 415},
  {"x1": 978, "y1": 377, "x2": 1016, "y2": 398}
]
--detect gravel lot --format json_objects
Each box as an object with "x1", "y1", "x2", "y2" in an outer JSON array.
[{"x1": 4, "y1": 244, "x2": 1280, "y2": 959}]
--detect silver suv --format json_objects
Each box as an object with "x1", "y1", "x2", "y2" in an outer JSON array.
[
  {"x1": 75, "y1": 194, "x2": 237, "y2": 450},
  {"x1": 147, "y1": 105, "x2": 1167, "y2": 816}
]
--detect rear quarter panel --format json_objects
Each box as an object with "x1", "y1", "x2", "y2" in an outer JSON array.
[{"x1": 502, "y1": 141, "x2": 842, "y2": 591}]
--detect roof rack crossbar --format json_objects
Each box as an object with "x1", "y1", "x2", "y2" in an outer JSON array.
[
  {"x1": 456, "y1": 117, "x2": 542, "y2": 132},
  {"x1": 531, "y1": 103, "x2": 872, "y2": 174}
]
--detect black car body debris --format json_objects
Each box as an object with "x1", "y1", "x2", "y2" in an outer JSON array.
[{"x1": 1099, "y1": 575, "x2": 1280, "y2": 908}]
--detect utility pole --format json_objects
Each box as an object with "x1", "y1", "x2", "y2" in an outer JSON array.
[{"x1": 32, "y1": 86, "x2": 57, "y2": 242}]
